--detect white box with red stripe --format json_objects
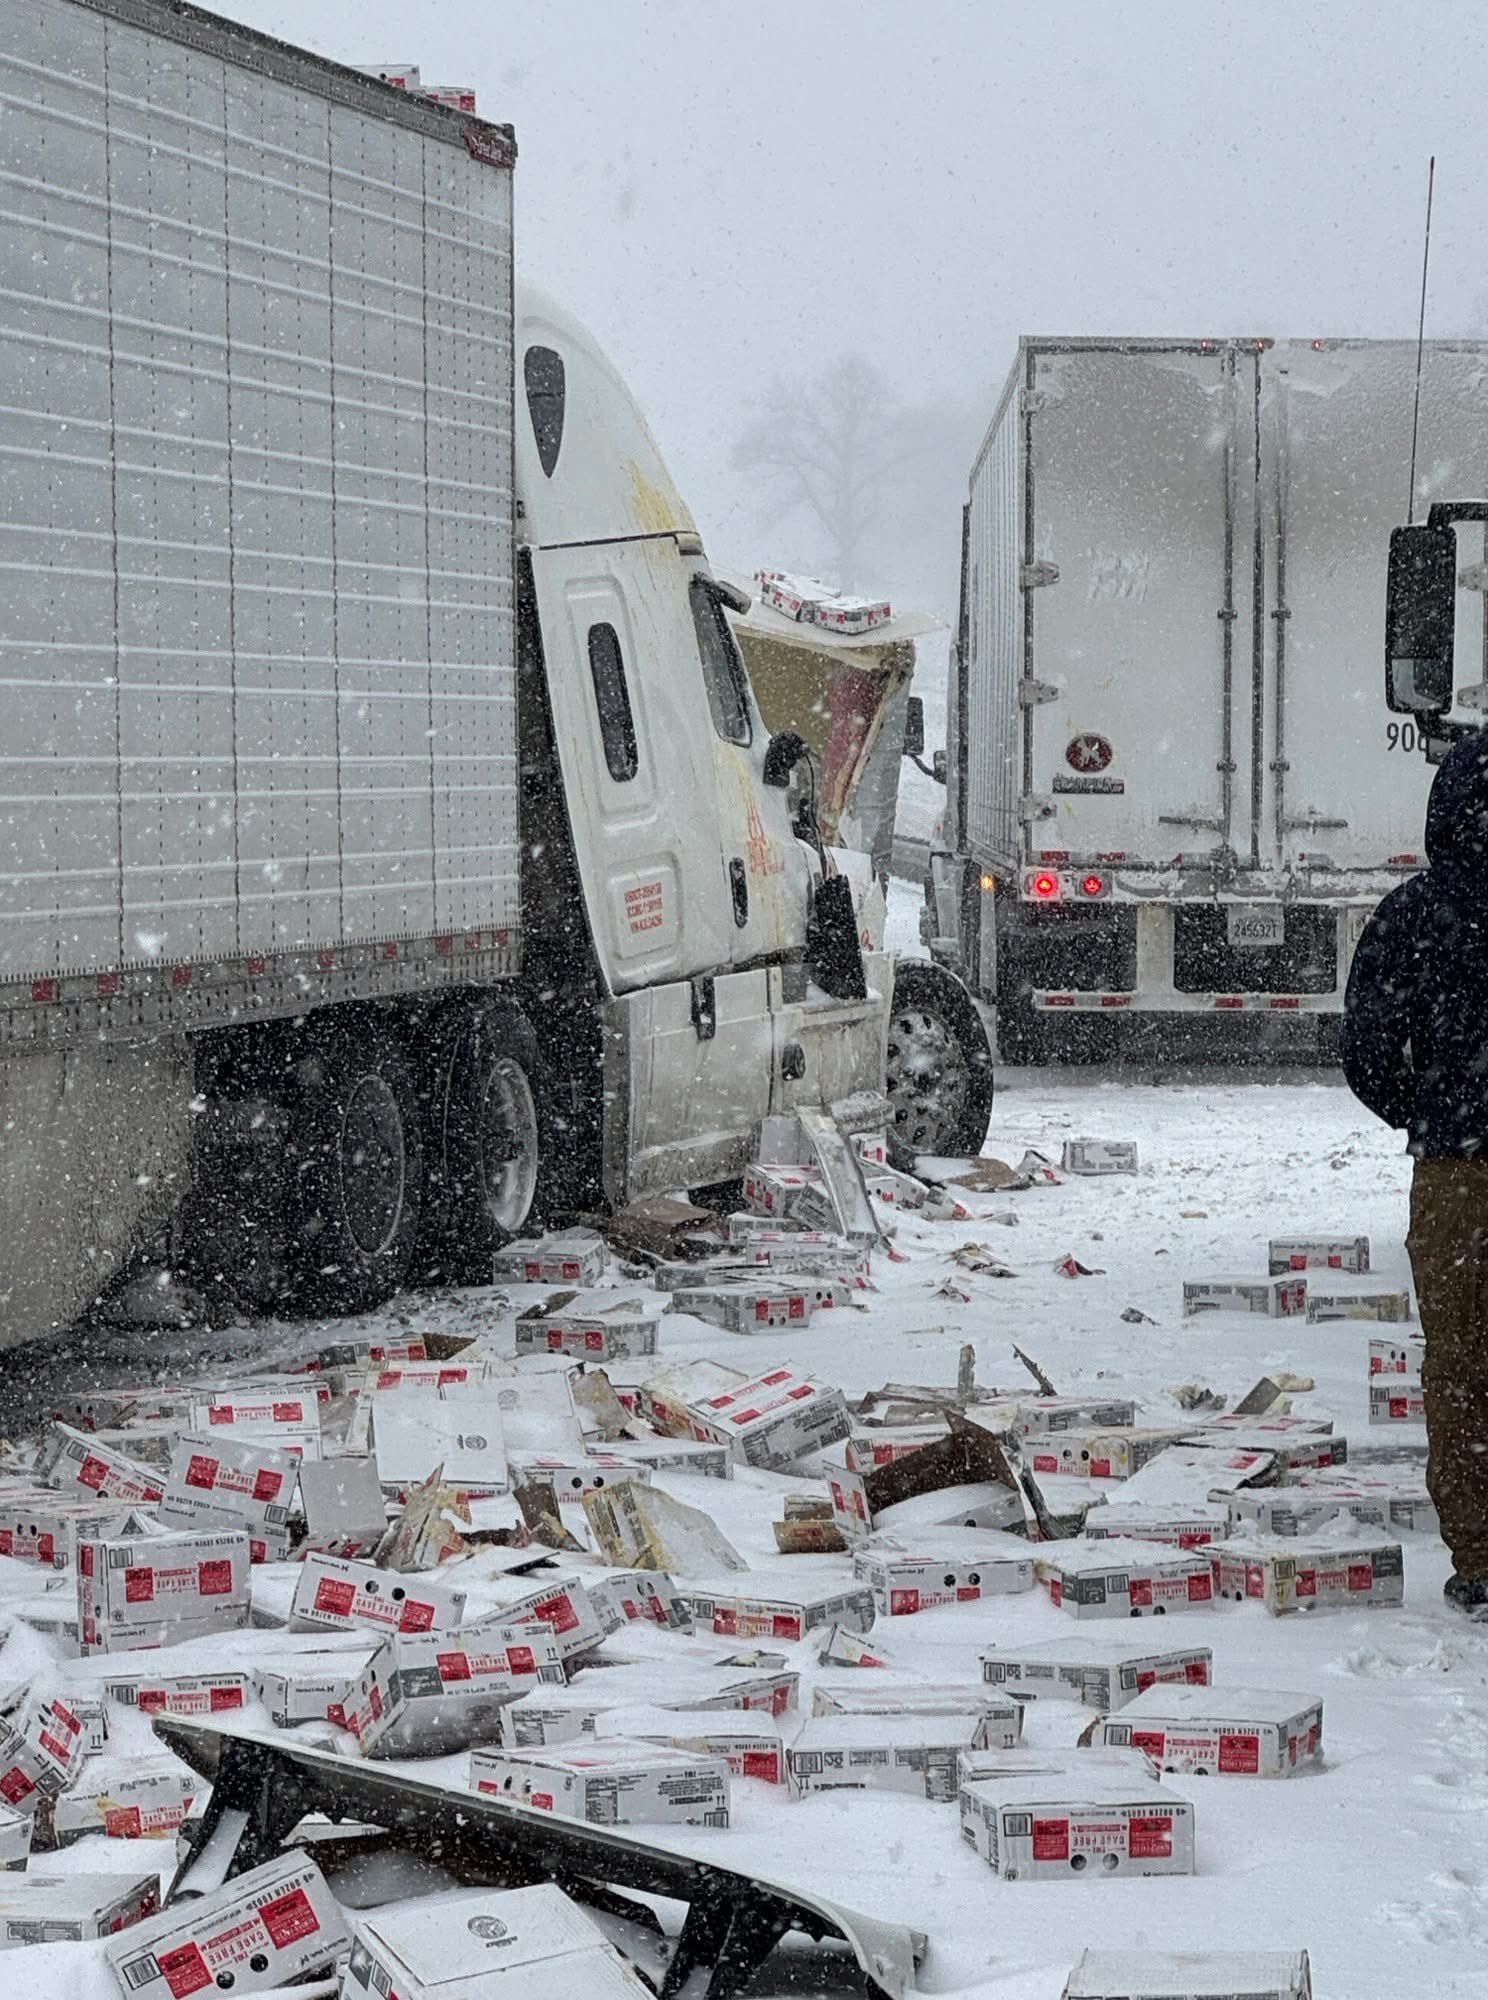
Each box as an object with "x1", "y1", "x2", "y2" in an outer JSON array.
[
  {"x1": 1269, "y1": 1236, "x2": 1370, "y2": 1274},
  {"x1": 1370, "y1": 1378, "x2": 1426, "y2": 1424},
  {"x1": 77, "y1": 1525, "x2": 251, "y2": 1656},
  {"x1": 980, "y1": 1637, "x2": 1213, "y2": 1713},
  {"x1": 853, "y1": 1531, "x2": 1035, "y2": 1615},
  {"x1": 1210, "y1": 1536, "x2": 1405, "y2": 1612},
  {"x1": 959, "y1": 1770, "x2": 1196, "y2": 1879},
  {"x1": 158, "y1": 1432, "x2": 298, "y2": 1562},
  {"x1": 1025, "y1": 1429, "x2": 1179, "y2": 1480},
  {"x1": 469, "y1": 1738, "x2": 730, "y2": 1827},
  {"x1": 683, "y1": 1366, "x2": 851, "y2": 1470},
  {"x1": 290, "y1": 1552, "x2": 466, "y2": 1639},
  {"x1": 1037, "y1": 1541, "x2": 1217, "y2": 1619},
  {"x1": 1183, "y1": 1276, "x2": 1308, "y2": 1318},
  {"x1": 103, "y1": 1852, "x2": 352, "y2": 1999},
  {"x1": 1063, "y1": 1949, "x2": 1313, "y2": 1999},
  {"x1": 1098, "y1": 1685, "x2": 1323, "y2": 1777}
]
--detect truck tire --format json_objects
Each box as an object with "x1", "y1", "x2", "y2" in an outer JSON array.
[
  {"x1": 885, "y1": 961, "x2": 995, "y2": 1159},
  {"x1": 282, "y1": 1016, "x2": 425, "y2": 1315},
  {"x1": 414, "y1": 999, "x2": 542, "y2": 1281}
]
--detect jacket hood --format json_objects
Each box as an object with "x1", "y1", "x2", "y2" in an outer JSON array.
[{"x1": 1426, "y1": 732, "x2": 1488, "y2": 883}]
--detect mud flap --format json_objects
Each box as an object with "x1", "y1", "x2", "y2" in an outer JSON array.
[{"x1": 154, "y1": 1718, "x2": 925, "y2": 2000}]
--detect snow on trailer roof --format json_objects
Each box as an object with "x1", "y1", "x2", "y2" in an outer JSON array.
[{"x1": 719, "y1": 571, "x2": 941, "y2": 656}]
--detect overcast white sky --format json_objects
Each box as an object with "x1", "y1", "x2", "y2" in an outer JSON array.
[{"x1": 228, "y1": 0, "x2": 1486, "y2": 611}]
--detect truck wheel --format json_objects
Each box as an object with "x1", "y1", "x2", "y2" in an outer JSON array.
[
  {"x1": 415, "y1": 999, "x2": 541, "y2": 1281},
  {"x1": 283, "y1": 1017, "x2": 424, "y2": 1315},
  {"x1": 885, "y1": 961, "x2": 995, "y2": 1159}
]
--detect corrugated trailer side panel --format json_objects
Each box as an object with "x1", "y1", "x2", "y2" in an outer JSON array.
[
  {"x1": 0, "y1": 0, "x2": 517, "y2": 1030},
  {"x1": 963, "y1": 359, "x2": 1022, "y2": 871}
]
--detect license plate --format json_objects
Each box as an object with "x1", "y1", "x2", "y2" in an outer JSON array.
[{"x1": 1226, "y1": 906, "x2": 1284, "y2": 949}]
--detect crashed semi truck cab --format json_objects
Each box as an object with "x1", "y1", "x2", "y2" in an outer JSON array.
[
  {"x1": 0, "y1": 0, "x2": 988, "y2": 1348},
  {"x1": 926, "y1": 337, "x2": 1488, "y2": 1062}
]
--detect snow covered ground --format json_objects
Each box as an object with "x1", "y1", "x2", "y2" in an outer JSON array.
[{"x1": 3, "y1": 993, "x2": 1477, "y2": 2000}]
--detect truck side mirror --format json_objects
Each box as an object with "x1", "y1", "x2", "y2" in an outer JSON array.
[
  {"x1": 763, "y1": 730, "x2": 808, "y2": 788},
  {"x1": 932, "y1": 748, "x2": 948, "y2": 786},
  {"x1": 903, "y1": 695, "x2": 926, "y2": 760},
  {"x1": 1387, "y1": 523, "x2": 1457, "y2": 715}
]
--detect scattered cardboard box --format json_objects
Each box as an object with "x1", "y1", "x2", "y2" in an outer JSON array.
[
  {"x1": 0, "y1": 1692, "x2": 88, "y2": 1804},
  {"x1": 812, "y1": 1682, "x2": 1023, "y2": 1749},
  {"x1": 980, "y1": 1636, "x2": 1212, "y2": 1713},
  {"x1": 91, "y1": 1665, "x2": 252, "y2": 1720},
  {"x1": 0, "y1": 1809, "x2": 28, "y2": 1870},
  {"x1": 788, "y1": 1713, "x2": 987, "y2": 1802},
  {"x1": 1370, "y1": 1379, "x2": 1426, "y2": 1425},
  {"x1": 1037, "y1": 1540, "x2": 1216, "y2": 1619},
  {"x1": 846, "y1": 1423, "x2": 950, "y2": 1473},
  {"x1": 342, "y1": 1883, "x2": 652, "y2": 2000},
  {"x1": 681, "y1": 1569, "x2": 876, "y2": 1643},
  {"x1": 636, "y1": 1359, "x2": 747, "y2": 1439},
  {"x1": 602, "y1": 1704, "x2": 791, "y2": 1784},
  {"x1": 1181, "y1": 1426, "x2": 1346, "y2": 1476},
  {"x1": 188, "y1": 1387, "x2": 324, "y2": 1459},
  {"x1": 290, "y1": 1552, "x2": 466, "y2": 1637},
  {"x1": 35, "y1": 1425, "x2": 164, "y2": 1506},
  {"x1": 669, "y1": 1281, "x2": 819, "y2": 1333},
  {"x1": 684, "y1": 1365, "x2": 851, "y2": 1470},
  {"x1": 50, "y1": 1755, "x2": 199, "y2": 1841},
  {"x1": 492, "y1": 1230, "x2": 608, "y2": 1286},
  {"x1": 603, "y1": 1437, "x2": 732, "y2": 1480},
  {"x1": 0, "y1": 1872, "x2": 159, "y2": 1949},
  {"x1": 104, "y1": 1851, "x2": 352, "y2": 1999},
  {"x1": 583, "y1": 1568, "x2": 692, "y2": 1636},
  {"x1": 1292, "y1": 1470, "x2": 1437, "y2": 1536},
  {"x1": 1368, "y1": 1335, "x2": 1427, "y2": 1376},
  {"x1": 959, "y1": 1770, "x2": 1196, "y2": 1878},
  {"x1": 1210, "y1": 1536, "x2": 1404, "y2": 1613},
  {"x1": 1083, "y1": 1502, "x2": 1230, "y2": 1549},
  {"x1": 372, "y1": 1390, "x2": 509, "y2": 1495},
  {"x1": 1098, "y1": 1685, "x2": 1323, "y2": 1777},
  {"x1": 463, "y1": 1570, "x2": 605, "y2": 1666},
  {"x1": 158, "y1": 1432, "x2": 299, "y2": 1562},
  {"x1": 502, "y1": 1661, "x2": 796, "y2": 1747},
  {"x1": 1063, "y1": 1951, "x2": 1313, "y2": 2000},
  {"x1": 1024, "y1": 1429, "x2": 1179, "y2": 1481},
  {"x1": 1268, "y1": 1237, "x2": 1369, "y2": 1274},
  {"x1": 1061, "y1": 1140, "x2": 1138, "y2": 1175},
  {"x1": 513, "y1": 1292, "x2": 662, "y2": 1362},
  {"x1": 297, "y1": 1457, "x2": 389, "y2": 1559},
  {"x1": 470, "y1": 1737, "x2": 730, "y2": 1826},
  {"x1": 853, "y1": 1529, "x2": 1035, "y2": 1615},
  {"x1": 1306, "y1": 1284, "x2": 1411, "y2": 1323},
  {"x1": 818, "y1": 1624, "x2": 893, "y2": 1669},
  {"x1": 0, "y1": 1494, "x2": 144, "y2": 1571},
  {"x1": 1183, "y1": 1276, "x2": 1307, "y2": 1318},
  {"x1": 78, "y1": 1524, "x2": 251, "y2": 1655}
]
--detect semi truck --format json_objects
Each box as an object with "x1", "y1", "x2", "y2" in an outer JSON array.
[
  {"x1": 924, "y1": 336, "x2": 1488, "y2": 1061},
  {"x1": 0, "y1": 0, "x2": 992, "y2": 1349}
]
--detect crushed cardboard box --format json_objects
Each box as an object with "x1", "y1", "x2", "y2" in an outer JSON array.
[
  {"x1": 980, "y1": 1636, "x2": 1212, "y2": 1713},
  {"x1": 470, "y1": 1737, "x2": 730, "y2": 1827},
  {"x1": 1098, "y1": 1684, "x2": 1323, "y2": 1777},
  {"x1": 582, "y1": 1477, "x2": 746, "y2": 1576}
]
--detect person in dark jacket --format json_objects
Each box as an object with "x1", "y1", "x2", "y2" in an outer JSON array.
[{"x1": 1344, "y1": 730, "x2": 1488, "y2": 1615}]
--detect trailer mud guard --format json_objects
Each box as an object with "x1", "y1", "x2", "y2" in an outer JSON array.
[{"x1": 154, "y1": 1719, "x2": 925, "y2": 2000}]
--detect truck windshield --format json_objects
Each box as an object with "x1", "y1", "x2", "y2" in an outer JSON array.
[{"x1": 690, "y1": 579, "x2": 753, "y2": 747}]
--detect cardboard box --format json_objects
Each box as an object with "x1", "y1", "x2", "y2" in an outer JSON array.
[
  {"x1": 372, "y1": 1390, "x2": 508, "y2": 1495},
  {"x1": 682, "y1": 1570, "x2": 875, "y2": 1644},
  {"x1": 51, "y1": 1755, "x2": 199, "y2": 1841},
  {"x1": 0, "y1": 1809, "x2": 27, "y2": 1871},
  {"x1": 297, "y1": 1457, "x2": 389, "y2": 1557},
  {"x1": 853, "y1": 1530, "x2": 1035, "y2": 1615},
  {"x1": 845, "y1": 1423, "x2": 950, "y2": 1473},
  {"x1": 812, "y1": 1681, "x2": 1023, "y2": 1749},
  {"x1": 1083, "y1": 1503, "x2": 1230, "y2": 1550},
  {"x1": 670, "y1": 1281, "x2": 818, "y2": 1332},
  {"x1": 742, "y1": 1164, "x2": 820, "y2": 1217},
  {"x1": 684, "y1": 1365, "x2": 852, "y2": 1470},
  {"x1": 581, "y1": 1477, "x2": 746, "y2": 1578},
  {"x1": 342, "y1": 1883, "x2": 652, "y2": 2000},
  {"x1": 290, "y1": 1552, "x2": 465, "y2": 1637},
  {"x1": 365, "y1": 1625, "x2": 568, "y2": 1757},
  {"x1": 1037, "y1": 1541, "x2": 1216, "y2": 1619},
  {"x1": 36, "y1": 1425, "x2": 164, "y2": 1505},
  {"x1": 981, "y1": 1637, "x2": 1212, "y2": 1713},
  {"x1": 1181, "y1": 1425, "x2": 1347, "y2": 1476},
  {"x1": 0, "y1": 1693, "x2": 88, "y2": 1805},
  {"x1": 189, "y1": 1388, "x2": 324, "y2": 1459},
  {"x1": 998, "y1": 1396, "x2": 1139, "y2": 1437},
  {"x1": 0, "y1": 1493, "x2": 145, "y2": 1570},
  {"x1": 1370, "y1": 1378, "x2": 1426, "y2": 1424},
  {"x1": 510, "y1": 1452, "x2": 646, "y2": 1534},
  {"x1": 1025, "y1": 1429, "x2": 1179, "y2": 1481},
  {"x1": 1099, "y1": 1685, "x2": 1323, "y2": 1777},
  {"x1": 1211, "y1": 1535, "x2": 1405, "y2": 1613},
  {"x1": 818, "y1": 1623, "x2": 893, "y2": 1668},
  {"x1": 104, "y1": 1851, "x2": 352, "y2": 1998},
  {"x1": 492, "y1": 1230, "x2": 608, "y2": 1286},
  {"x1": 1306, "y1": 1284, "x2": 1411, "y2": 1323},
  {"x1": 1064, "y1": 1951, "x2": 1313, "y2": 2000},
  {"x1": 1269, "y1": 1236, "x2": 1369, "y2": 1274},
  {"x1": 158, "y1": 1433, "x2": 298, "y2": 1562},
  {"x1": 787, "y1": 1713, "x2": 987, "y2": 1802},
  {"x1": 462, "y1": 1572, "x2": 604, "y2": 1666},
  {"x1": 957, "y1": 1746, "x2": 1159, "y2": 1785},
  {"x1": 1183, "y1": 1276, "x2": 1307, "y2": 1318},
  {"x1": 77, "y1": 1525, "x2": 250, "y2": 1655},
  {"x1": 469, "y1": 1737, "x2": 730, "y2": 1826},
  {"x1": 514, "y1": 1293, "x2": 662, "y2": 1362},
  {"x1": 503, "y1": 1663, "x2": 797, "y2": 1746},
  {"x1": 959, "y1": 1771, "x2": 1196, "y2": 1879},
  {"x1": 602, "y1": 1705, "x2": 791, "y2": 1784},
  {"x1": 1061, "y1": 1139, "x2": 1138, "y2": 1175},
  {"x1": 1368, "y1": 1335, "x2": 1427, "y2": 1375},
  {"x1": 1118, "y1": 1443, "x2": 1275, "y2": 1503},
  {"x1": 95, "y1": 1666, "x2": 252, "y2": 1719},
  {"x1": 637, "y1": 1359, "x2": 748, "y2": 1438},
  {"x1": 1292, "y1": 1472, "x2": 1437, "y2": 1536},
  {"x1": 583, "y1": 1568, "x2": 692, "y2": 1636},
  {"x1": 0, "y1": 1872, "x2": 159, "y2": 1947},
  {"x1": 603, "y1": 1438, "x2": 732, "y2": 1481},
  {"x1": 255, "y1": 1646, "x2": 378, "y2": 1728}
]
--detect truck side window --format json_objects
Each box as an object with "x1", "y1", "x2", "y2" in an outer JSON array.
[
  {"x1": 587, "y1": 623, "x2": 638, "y2": 781},
  {"x1": 524, "y1": 346, "x2": 565, "y2": 478},
  {"x1": 690, "y1": 579, "x2": 753, "y2": 746}
]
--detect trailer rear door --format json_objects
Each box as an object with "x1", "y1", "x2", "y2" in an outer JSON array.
[
  {"x1": 1263, "y1": 341, "x2": 1469, "y2": 874},
  {"x1": 1024, "y1": 344, "x2": 1253, "y2": 871}
]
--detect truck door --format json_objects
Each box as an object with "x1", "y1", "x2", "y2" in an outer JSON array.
[
  {"x1": 1024, "y1": 344, "x2": 1254, "y2": 872},
  {"x1": 1262, "y1": 341, "x2": 1440, "y2": 875}
]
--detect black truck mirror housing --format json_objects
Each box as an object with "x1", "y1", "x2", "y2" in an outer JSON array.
[
  {"x1": 763, "y1": 729, "x2": 808, "y2": 788},
  {"x1": 903, "y1": 695, "x2": 926, "y2": 760},
  {"x1": 1387, "y1": 522, "x2": 1457, "y2": 715}
]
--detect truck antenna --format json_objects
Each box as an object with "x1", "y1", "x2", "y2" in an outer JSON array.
[{"x1": 1407, "y1": 155, "x2": 1436, "y2": 524}]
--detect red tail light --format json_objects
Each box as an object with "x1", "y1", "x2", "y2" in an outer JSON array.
[
  {"x1": 1031, "y1": 873, "x2": 1060, "y2": 900},
  {"x1": 1080, "y1": 874, "x2": 1105, "y2": 898}
]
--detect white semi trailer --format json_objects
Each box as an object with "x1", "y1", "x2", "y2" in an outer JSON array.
[
  {"x1": 0, "y1": 0, "x2": 993, "y2": 1347},
  {"x1": 925, "y1": 336, "x2": 1488, "y2": 1061}
]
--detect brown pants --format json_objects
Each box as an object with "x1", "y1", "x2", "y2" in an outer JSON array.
[{"x1": 1408, "y1": 1157, "x2": 1488, "y2": 1575}]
